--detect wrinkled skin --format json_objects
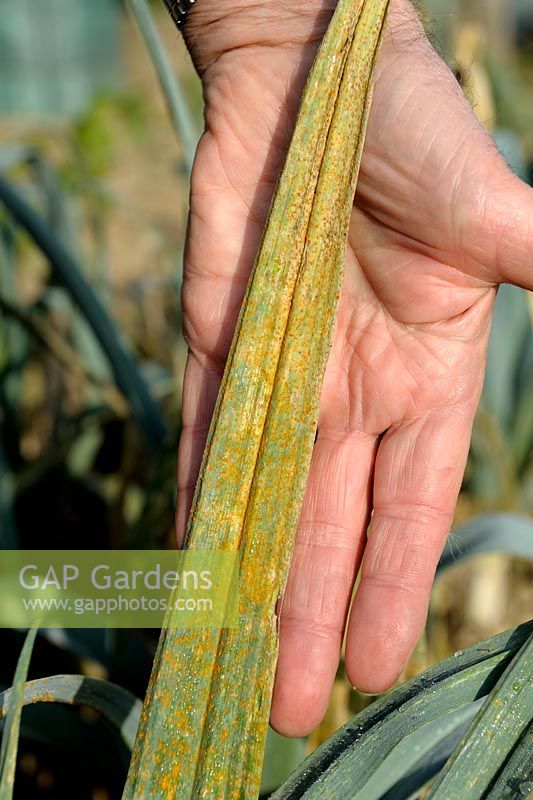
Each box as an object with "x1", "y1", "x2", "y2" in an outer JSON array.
[{"x1": 175, "y1": 0, "x2": 533, "y2": 736}]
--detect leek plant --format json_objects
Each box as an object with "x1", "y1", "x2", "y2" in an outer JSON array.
[{"x1": 0, "y1": 0, "x2": 531, "y2": 798}]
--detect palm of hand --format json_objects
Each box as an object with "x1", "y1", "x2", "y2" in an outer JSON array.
[{"x1": 179, "y1": 5, "x2": 531, "y2": 736}]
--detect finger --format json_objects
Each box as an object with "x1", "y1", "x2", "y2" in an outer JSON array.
[
  {"x1": 270, "y1": 428, "x2": 377, "y2": 737},
  {"x1": 175, "y1": 351, "x2": 222, "y2": 545},
  {"x1": 345, "y1": 404, "x2": 476, "y2": 693},
  {"x1": 474, "y1": 164, "x2": 533, "y2": 292}
]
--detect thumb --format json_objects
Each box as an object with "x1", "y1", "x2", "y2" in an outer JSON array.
[{"x1": 470, "y1": 154, "x2": 533, "y2": 291}]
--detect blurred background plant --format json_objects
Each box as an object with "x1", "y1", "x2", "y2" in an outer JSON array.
[{"x1": 0, "y1": 0, "x2": 531, "y2": 797}]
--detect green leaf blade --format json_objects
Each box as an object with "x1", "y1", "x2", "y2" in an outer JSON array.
[
  {"x1": 438, "y1": 513, "x2": 533, "y2": 573},
  {"x1": 0, "y1": 675, "x2": 141, "y2": 752},
  {"x1": 0, "y1": 628, "x2": 37, "y2": 800},
  {"x1": 271, "y1": 622, "x2": 532, "y2": 799},
  {"x1": 426, "y1": 631, "x2": 533, "y2": 799},
  {"x1": 484, "y1": 720, "x2": 533, "y2": 800}
]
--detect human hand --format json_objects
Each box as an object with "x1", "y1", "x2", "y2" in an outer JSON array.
[{"x1": 176, "y1": 0, "x2": 533, "y2": 736}]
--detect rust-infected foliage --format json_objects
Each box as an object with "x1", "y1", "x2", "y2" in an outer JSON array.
[{"x1": 122, "y1": 0, "x2": 390, "y2": 797}]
